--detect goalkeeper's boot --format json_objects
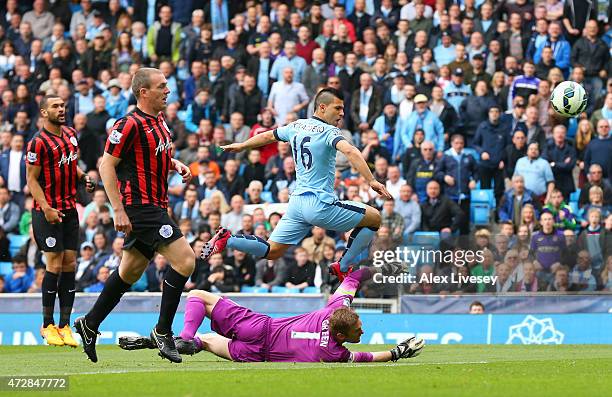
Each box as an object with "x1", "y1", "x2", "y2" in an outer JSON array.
[
  {"x1": 328, "y1": 262, "x2": 353, "y2": 282},
  {"x1": 74, "y1": 316, "x2": 100, "y2": 363},
  {"x1": 151, "y1": 327, "x2": 182, "y2": 363},
  {"x1": 174, "y1": 336, "x2": 203, "y2": 356},
  {"x1": 118, "y1": 336, "x2": 156, "y2": 350},
  {"x1": 41, "y1": 324, "x2": 64, "y2": 346},
  {"x1": 58, "y1": 325, "x2": 78, "y2": 348},
  {"x1": 200, "y1": 227, "x2": 231, "y2": 260}
]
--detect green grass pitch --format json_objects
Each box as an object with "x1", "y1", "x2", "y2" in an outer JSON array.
[{"x1": 0, "y1": 344, "x2": 611, "y2": 397}]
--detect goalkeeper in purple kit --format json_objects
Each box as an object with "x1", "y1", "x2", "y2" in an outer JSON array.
[{"x1": 119, "y1": 266, "x2": 424, "y2": 363}]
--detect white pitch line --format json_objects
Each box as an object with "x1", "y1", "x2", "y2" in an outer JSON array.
[{"x1": 26, "y1": 361, "x2": 490, "y2": 376}]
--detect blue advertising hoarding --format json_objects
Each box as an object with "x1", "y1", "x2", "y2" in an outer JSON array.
[{"x1": 1, "y1": 312, "x2": 610, "y2": 346}]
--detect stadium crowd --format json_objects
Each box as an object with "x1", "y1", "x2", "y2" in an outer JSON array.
[{"x1": 0, "y1": 0, "x2": 611, "y2": 296}]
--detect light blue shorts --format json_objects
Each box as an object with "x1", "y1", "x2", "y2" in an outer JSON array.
[{"x1": 269, "y1": 193, "x2": 367, "y2": 245}]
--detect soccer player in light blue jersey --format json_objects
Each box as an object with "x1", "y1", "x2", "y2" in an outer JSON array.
[{"x1": 201, "y1": 88, "x2": 392, "y2": 280}]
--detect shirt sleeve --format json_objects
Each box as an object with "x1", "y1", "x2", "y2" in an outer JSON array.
[
  {"x1": 324, "y1": 127, "x2": 346, "y2": 149},
  {"x1": 350, "y1": 352, "x2": 374, "y2": 362},
  {"x1": 274, "y1": 123, "x2": 294, "y2": 142},
  {"x1": 26, "y1": 138, "x2": 43, "y2": 166},
  {"x1": 105, "y1": 117, "x2": 136, "y2": 159}
]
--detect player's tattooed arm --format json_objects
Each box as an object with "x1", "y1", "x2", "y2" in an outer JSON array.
[{"x1": 221, "y1": 130, "x2": 278, "y2": 153}]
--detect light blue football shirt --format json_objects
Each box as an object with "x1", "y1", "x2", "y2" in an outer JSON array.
[{"x1": 274, "y1": 117, "x2": 345, "y2": 204}]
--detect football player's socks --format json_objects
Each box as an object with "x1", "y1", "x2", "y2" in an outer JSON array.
[
  {"x1": 179, "y1": 296, "x2": 206, "y2": 341},
  {"x1": 41, "y1": 270, "x2": 59, "y2": 327},
  {"x1": 339, "y1": 227, "x2": 378, "y2": 272},
  {"x1": 226, "y1": 234, "x2": 270, "y2": 259},
  {"x1": 85, "y1": 271, "x2": 131, "y2": 330},
  {"x1": 156, "y1": 267, "x2": 189, "y2": 335},
  {"x1": 58, "y1": 271, "x2": 75, "y2": 327}
]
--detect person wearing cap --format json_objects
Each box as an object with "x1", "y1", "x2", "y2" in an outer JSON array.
[
  {"x1": 75, "y1": 241, "x2": 97, "y2": 291},
  {"x1": 468, "y1": 53, "x2": 491, "y2": 90},
  {"x1": 394, "y1": 94, "x2": 444, "y2": 160},
  {"x1": 500, "y1": 96, "x2": 528, "y2": 137},
  {"x1": 103, "y1": 79, "x2": 128, "y2": 119},
  {"x1": 443, "y1": 67, "x2": 473, "y2": 113}
]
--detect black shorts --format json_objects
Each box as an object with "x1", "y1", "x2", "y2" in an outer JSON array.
[
  {"x1": 123, "y1": 205, "x2": 183, "y2": 260},
  {"x1": 32, "y1": 208, "x2": 80, "y2": 252}
]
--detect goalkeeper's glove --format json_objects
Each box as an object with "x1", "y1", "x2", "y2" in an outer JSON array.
[{"x1": 390, "y1": 337, "x2": 425, "y2": 361}]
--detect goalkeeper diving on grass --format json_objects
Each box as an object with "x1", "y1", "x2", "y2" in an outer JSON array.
[{"x1": 119, "y1": 265, "x2": 425, "y2": 362}]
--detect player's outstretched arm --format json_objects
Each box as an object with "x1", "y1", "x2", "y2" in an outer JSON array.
[
  {"x1": 99, "y1": 152, "x2": 132, "y2": 235},
  {"x1": 335, "y1": 140, "x2": 392, "y2": 200},
  {"x1": 221, "y1": 130, "x2": 278, "y2": 153},
  {"x1": 351, "y1": 337, "x2": 425, "y2": 363}
]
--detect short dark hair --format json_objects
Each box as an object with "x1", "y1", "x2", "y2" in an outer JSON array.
[
  {"x1": 313, "y1": 87, "x2": 344, "y2": 109},
  {"x1": 12, "y1": 254, "x2": 27, "y2": 264},
  {"x1": 39, "y1": 94, "x2": 61, "y2": 111},
  {"x1": 469, "y1": 301, "x2": 485, "y2": 311}
]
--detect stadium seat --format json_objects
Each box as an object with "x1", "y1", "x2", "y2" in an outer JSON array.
[
  {"x1": 252, "y1": 287, "x2": 271, "y2": 293},
  {"x1": 411, "y1": 231, "x2": 441, "y2": 249},
  {"x1": 463, "y1": 148, "x2": 480, "y2": 164},
  {"x1": 302, "y1": 286, "x2": 320, "y2": 294},
  {"x1": 8, "y1": 234, "x2": 28, "y2": 257},
  {"x1": 271, "y1": 286, "x2": 289, "y2": 293},
  {"x1": 472, "y1": 203, "x2": 491, "y2": 225},
  {"x1": 240, "y1": 286, "x2": 256, "y2": 293},
  {"x1": 569, "y1": 201, "x2": 579, "y2": 215},
  {"x1": 0, "y1": 261, "x2": 12, "y2": 277},
  {"x1": 471, "y1": 189, "x2": 495, "y2": 207}
]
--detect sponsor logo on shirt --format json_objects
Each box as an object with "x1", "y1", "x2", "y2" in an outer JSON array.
[
  {"x1": 58, "y1": 151, "x2": 78, "y2": 167},
  {"x1": 155, "y1": 138, "x2": 172, "y2": 155}
]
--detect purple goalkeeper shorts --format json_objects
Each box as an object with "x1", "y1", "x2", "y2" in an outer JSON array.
[{"x1": 210, "y1": 297, "x2": 271, "y2": 362}]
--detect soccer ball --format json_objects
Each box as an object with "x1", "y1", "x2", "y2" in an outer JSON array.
[{"x1": 550, "y1": 81, "x2": 587, "y2": 118}]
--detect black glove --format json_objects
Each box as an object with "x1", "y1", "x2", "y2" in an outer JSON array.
[{"x1": 390, "y1": 337, "x2": 425, "y2": 361}]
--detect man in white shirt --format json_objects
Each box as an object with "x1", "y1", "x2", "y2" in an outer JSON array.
[
  {"x1": 385, "y1": 165, "x2": 406, "y2": 200},
  {"x1": 221, "y1": 195, "x2": 245, "y2": 233}
]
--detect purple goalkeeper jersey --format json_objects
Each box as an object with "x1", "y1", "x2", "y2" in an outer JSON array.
[{"x1": 264, "y1": 269, "x2": 373, "y2": 362}]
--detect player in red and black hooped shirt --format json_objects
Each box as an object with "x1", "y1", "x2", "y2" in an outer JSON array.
[
  {"x1": 26, "y1": 95, "x2": 95, "y2": 348},
  {"x1": 75, "y1": 68, "x2": 194, "y2": 364}
]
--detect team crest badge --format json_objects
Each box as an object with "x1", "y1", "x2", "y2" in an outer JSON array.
[
  {"x1": 109, "y1": 129, "x2": 123, "y2": 144},
  {"x1": 159, "y1": 225, "x2": 173, "y2": 238},
  {"x1": 46, "y1": 237, "x2": 56, "y2": 248},
  {"x1": 27, "y1": 152, "x2": 37, "y2": 163},
  {"x1": 70, "y1": 137, "x2": 78, "y2": 146}
]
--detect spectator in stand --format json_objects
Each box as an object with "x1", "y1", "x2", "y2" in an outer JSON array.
[
  {"x1": 523, "y1": 105, "x2": 547, "y2": 149},
  {"x1": 420, "y1": 180, "x2": 464, "y2": 235},
  {"x1": 83, "y1": 265, "x2": 109, "y2": 293},
  {"x1": 255, "y1": 257, "x2": 288, "y2": 290},
  {"x1": 473, "y1": 105, "x2": 509, "y2": 204},
  {"x1": 543, "y1": 125, "x2": 576, "y2": 200},
  {"x1": 579, "y1": 164, "x2": 612, "y2": 207},
  {"x1": 435, "y1": 134, "x2": 477, "y2": 234},
  {"x1": 406, "y1": 140, "x2": 437, "y2": 203},
  {"x1": 533, "y1": 21, "x2": 571, "y2": 77},
  {"x1": 351, "y1": 72, "x2": 383, "y2": 133},
  {"x1": 499, "y1": 175, "x2": 540, "y2": 225},
  {"x1": 512, "y1": 62, "x2": 540, "y2": 103},
  {"x1": 514, "y1": 142, "x2": 555, "y2": 202},
  {"x1": 394, "y1": 94, "x2": 444, "y2": 159},
  {"x1": 443, "y1": 67, "x2": 472, "y2": 113},
  {"x1": 568, "y1": 250, "x2": 598, "y2": 292},
  {"x1": 531, "y1": 211, "x2": 566, "y2": 275},
  {"x1": 590, "y1": 93, "x2": 612, "y2": 132},
  {"x1": 301, "y1": 226, "x2": 335, "y2": 264},
  {"x1": 543, "y1": 189, "x2": 577, "y2": 231},
  {"x1": 4, "y1": 255, "x2": 33, "y2": 293},
  {"x1": 578, "y1": 208, "x2": 610, "y2": 273},
  {"x1": 268, "y1": 67, "x2": 309, "y2": 125},
  {"x1": 513, "y1": 261, "x2": 544, "y2": 292},
  {"x1": 381, "y1": 198, "x2": 405, "y2": 242},
  {"x1": 459, "y1": 80, "x2": 497, "y2": 144},
  {"x1": 584, "y1": 119, "x2": 612, "y2": 184},
  {"x1": 285, "y1": 247, "x2": 316, "y2": 290},
  {"x1": 395, "y1": 184, "x2": 421, "y2": 235}
]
